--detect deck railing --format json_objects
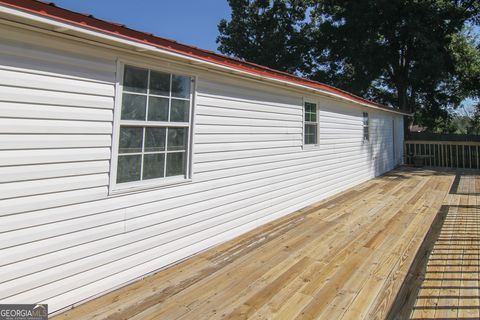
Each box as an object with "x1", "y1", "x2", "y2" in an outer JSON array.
[{"x1": 405, "y1": 140, "x2": 480, "y2": 169}]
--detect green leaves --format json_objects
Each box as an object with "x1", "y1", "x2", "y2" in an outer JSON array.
[
  {"x1": 218, "y1": 0, "x2": 480, "y2": 132},
  {"x1": 217, "y1": 0, "x2": 310, "y2": 74}
]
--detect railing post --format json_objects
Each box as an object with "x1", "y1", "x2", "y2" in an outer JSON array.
[
  {"x1": 469, "y1": 146, "x2": 471, "y2": 169},
  {"x1": 440, "y1": 144, "x2": 443, "y2": 167},
  {"x1": 475, "y1": 146, "x2": 480, "y2": 169},
  {"x1": 449, "y1": 144, "x2": 453, "y2": 168},
  {"x1": 456, "y1": 145, "x2": 459, "y2": 168}
]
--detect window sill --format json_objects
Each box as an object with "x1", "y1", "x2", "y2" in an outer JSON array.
[
  {"x1": 302, "y1": 144, "x2": 320, "y2": 150},
  {"x1": 109, "y1": 176, "x2": 193, "y2": 196}
]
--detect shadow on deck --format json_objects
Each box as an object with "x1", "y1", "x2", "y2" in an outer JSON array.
[{"x1": 390, "y1": 171, "x2": 480, "y2": 320}]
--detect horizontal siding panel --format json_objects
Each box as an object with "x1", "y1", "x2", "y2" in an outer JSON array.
[
  {"x1": 319, "y1": 130, "x2": 362, "y2": 138},
  {"x1": 0, "y1": 102, "x2": 113, "y2": 121},
  {"x1": 0, "y1": 134, "x2": 111, "y2": 150},
  {"x1": 196, "y1": 104, "x2": 301, "y2": 122},
  {"x1": 0, "y1": 55, "x2": 114, "y2": 84},
  {"x1": 320, "y1": 112, "x2": 359, "y2": 121},
  {"x1": 195, "y1": 140, "x2": 301, "y2": 153},
  {"x1": 195, "y1": 125, "x2": 302, "y2": 135},
  {"x1": 0, "y1": 86, "x2": 113, "y2": 109},
  {"x1": 0, "y1": 209, "x2": 124, "y2": 254},
  {"x1": 0, "y1": 119, "x2": 112, "y2": 134},
  {"x1": 320, "y1": 121, "x2": 366, "y2": 130},
  {"x1": 0, "y1": 148, "x2": 110, "y2": 167},
  {"x1": 0, "y1": 38, "x2": 115, "y2": 82},
  {"x1": 193, "y1": 152, "x2": 367, "y2": 181},
  {"x1": 0, "y1": 161, "x2": 109, "y2": 183},
  {"x1": 195, "y1": 115, "x2": 298, "y2": 128},
  {"x1": 194, "y1": 146, "x2": 299, "y2": 162},
  {"x1": 0, "y1": 174, "x2": 108, "y2": 201},
  {"x1": 197, "y1": 95, "x2": 301, "y2": 115},
  {"x1": 198, "y1": 79, "x2": 300, "y2": 108},
  {"x1": 0, "y1": 69, "x2": 114, "y2": 97},
  {"x1": 195, "y1": 150, "x2": 322, "y2": 172},
  {"x1": 194, "y1": 134, "x2": 301, "y2": 144},
  {"x1": 0, "y1": 187, "x2": 108, "y2": 217},
  {"x1": 0, "y1": 37, "x2": 115, "y2": 73}
]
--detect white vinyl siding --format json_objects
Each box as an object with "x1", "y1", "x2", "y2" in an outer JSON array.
[{"x1": 0, "y1": 25, "x2": 404, "y2": 315}]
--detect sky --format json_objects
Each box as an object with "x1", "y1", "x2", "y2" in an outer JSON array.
[{"x1": 51, "y1": 0, "x2": 231, "y2": 52}]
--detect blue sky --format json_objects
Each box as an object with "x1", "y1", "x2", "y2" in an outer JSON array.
[{"x1": 52, "y1": 0, "x2": 231, "y2": 52}]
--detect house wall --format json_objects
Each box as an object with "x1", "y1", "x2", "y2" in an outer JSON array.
[{"x1": 0, "y1": 24, "x2": 404, "y2": 313}]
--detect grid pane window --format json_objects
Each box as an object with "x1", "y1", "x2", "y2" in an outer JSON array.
[
  {"x1": 304, "y1": 102, "x2": 318, "y2": 145},
  {"x1": 363, "y1": 112, "x2": 369, "y2": 141},
  {"x1": 116, "y1": 65, "x2": 192, "y2": 184}
]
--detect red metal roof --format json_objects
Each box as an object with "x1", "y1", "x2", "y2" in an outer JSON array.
[{"x1": 1, "y1": 0, "x2": 408, "y2": 114}]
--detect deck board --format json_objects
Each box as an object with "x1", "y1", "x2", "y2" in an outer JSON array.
[
  {"x1": 392, "y1": 171, "x2": 480, "y2": 320},
  {"x1": 54, "y1": 168, "x2": 479, "y2": 320}
]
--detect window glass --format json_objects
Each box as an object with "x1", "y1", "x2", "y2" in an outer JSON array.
[
  {"x1": 170, "y1": 99, "x2": 190, "y2": 122},
  {"x1": 123, "y1": 66, "x2": 148, "y2": 93},
  {"x1": 148, "y1": 96, "x2": 169, "y2": 121},
  {"x1": 171, "y1": 75, "x2": 191, "y2": 98},
  {"x1": 166, "y1": 152, "x2": 186, "y2": 176},
  {"x1": 304, "y1": 124, "x2": 317, "y2": 145},
  {"x1": 119, "y1": 127, "x2": 143, "y2": 153},
  {"x1": 143, "y1": 153, "x2": 165, "y2": 180},
  {"x1": 363, "y1": 112, "x2": 369, "y2": 141},
  {"x1": 150, "y1": 71, "x2": 170, "y2": 96},
  {"x1": 145, "y1": 127, "x2": 166, "y2": 152},
  {"x1": 168, "y1": 128, "x2": 188, "y2": 151},
  {"x1": 117, "y1": 155, "x2": 142, "y2": 183},
  {"x1": 304, "y1": 102, "x2": 318, "y2": 145},
  {"x1": 121, "y1": 94, "x2": 146, "y2": 120},
  {"x1": 304, "y1": 102, "x2": 317, "y2": 122}
]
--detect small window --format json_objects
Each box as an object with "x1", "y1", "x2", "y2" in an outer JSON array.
[
  {"x1": 304, "y1": 102, "x2": 318, "y2": 145},
  {"x1": 114, "y1": 65, "x2": 193, "y2": 186},
  {"x1": 363, "y1": 112, "x2": 369, "y2": 141}
]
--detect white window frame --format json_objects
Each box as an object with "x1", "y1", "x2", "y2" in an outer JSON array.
[
  {"x1": 302, "y1": 98, "x2": 320, "y2": 148},
  {"x1": 362, "y1": 111, "x2": 370, "y2": 142},
  {"x1": 109, "y1": 60, "x2": 196, "y2": 195}
]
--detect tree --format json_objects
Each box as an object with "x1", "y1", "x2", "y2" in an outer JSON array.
[
  {"x1": 217, "y1": 0, "x2": 309, "y2": 74},
  {"x1": 468, "y1": 102, "x2": 480, "y2": 134},
  {"x1": 218, "y1": 0, "x2": 480, "y2": 132},
  {"x1": 306, "y1": 1, "x2": 479, "y2": 112}
]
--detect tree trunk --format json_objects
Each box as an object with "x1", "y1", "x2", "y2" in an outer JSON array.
[{"x1": 396, "y1": 79, "x2": 410, "y2": 113}]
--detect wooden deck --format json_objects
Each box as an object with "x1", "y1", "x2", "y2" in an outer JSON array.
[
  {"x1": 54, "y1": 168, "x2": 479, "y2": 320},
  {"x1": 393, "y1": 172, "x2": 480, "y2": 319}
]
